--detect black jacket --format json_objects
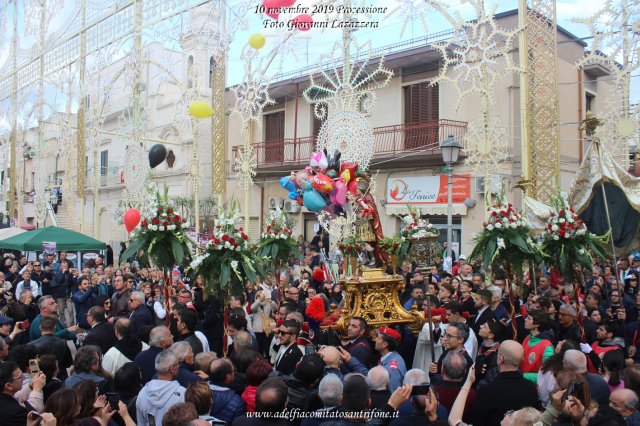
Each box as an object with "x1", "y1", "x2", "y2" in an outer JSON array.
[
  {"x1": 179, "y1": 332, "x2": 204, "y2": 355},
  {"x1": 471, "y1": 307, "x2": 496, "y2": 336},
  {"x1": 29, "y1": 334, "x2": 73, "y2": 378},
  {"x1": 274, "y1": 344, "x2": 303, "y2": 376},
  {"x1": 284, "y1": 375, "x2": 323, "y2": 412},
  {"x1": 467, "y1": 370, "x2": 540, "y2": 426},
  {"x1": 343, "y1": 337, "x2": 373, "y2": 368},
  {"x1": 0, "y1": 392, "x2": 31, "y2": 426},
  {"x1": 82, "y1": 321, "x2": 117, "y2": 355}
]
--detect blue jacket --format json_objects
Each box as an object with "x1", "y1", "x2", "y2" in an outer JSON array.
[
  {"x1": 130, "y1": 304, "x2": 154, "y2": 338},
  {"x1": 379, "y1": 351, "x2": 407, "y2": 392},
  {"x1": 210, "y1": 383, "x2": 245, "y2": 423},
  {"x1": 72, "y1": 287, "x2": 95, "y2": 329},
  {"x1": 135, "y1": 346, "x2": 163, "y2": 385},
  {"x1": 51, "y1": 270, "x2": 74, "y2": 299}
]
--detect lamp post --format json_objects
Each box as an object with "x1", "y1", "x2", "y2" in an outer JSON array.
[{"x1": 440, "y1": 135, "x2": 461, "y2": 269}]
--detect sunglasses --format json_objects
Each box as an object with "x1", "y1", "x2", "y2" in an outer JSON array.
[{"x1": 278, "y1": 330, "x2": 295, "y2": 336}]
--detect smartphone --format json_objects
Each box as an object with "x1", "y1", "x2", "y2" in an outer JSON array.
[
  {"x1": 22, "y1": 320, "x2": 30, "y2": 330},
  {"x1": 410, "y1": 384, "x2": 431, "y2": 395},
  {"x1": 563, "y1": 381, "x2": 584, "y2": 401},
  {"x1": 105, "y1": 392, "x2": 120, "y2": 410},
  {"x1": 28, "y1": 359, "x2": 40, "y2": 374},
  {"x1": 148, "y1": 413, "x2": 156, "y2": 426}
]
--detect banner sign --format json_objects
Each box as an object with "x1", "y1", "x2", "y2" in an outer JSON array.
[
  {"x1": 386, "y1": 175, "x2": 471, "y2": 205},
  {"x1": 42, "y1": 241, "x2": 57, "y2": 255}
]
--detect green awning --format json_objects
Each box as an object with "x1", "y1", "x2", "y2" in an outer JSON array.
[{"x1": 0, "y1": 226, "x2": 106, "y2": 251}]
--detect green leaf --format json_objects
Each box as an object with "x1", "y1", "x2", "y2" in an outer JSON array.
[
  {"x1": 220, "y1": 263, "x2": 231, "y2": 289},
  {"x1": 484, "y1": 238, "x2": 497, "y2": 268},
  {"x1": 241, "y1": 258, "x2": 257, "y2": 283},
  {"x1": 171, "y1": 238, "x2": 185, "y2": 265},
  {"x1": 121, "y1": 237, "x2": 145, "y2": 261},
  {"x1": 510, "y1": 234, "x2": 529, "y2": 253},
  {"x1": 270, "y1": 243, "x2": 279, "y2": 263}
]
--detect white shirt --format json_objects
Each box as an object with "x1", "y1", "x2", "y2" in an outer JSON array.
[{"x1": 16, "y1": 280, "x2": 42, "y2": 297}]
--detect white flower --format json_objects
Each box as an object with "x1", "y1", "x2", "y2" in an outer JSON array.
[
  {"x1": 184, "y1": 221, "x2": 190, "y2": 228},
  {"x1": 553, "y1": 235, "x2": 559, "y2": 240},
  {"x1": 224, "y1": 241, "x2": 230, "y2": 248},
  {"x1": 151, "y1": 225, "x2": 158, "y2": 231},
  {"x1": 559, "y1": 218, "x2": 565, "y2": 223},
  {"x1": 502, "y1": 217, "x2": 508, "y2": 223},
  {"x1": 159, "y1": 226, "x2": 165, "y2": 231},
  {"x1": 236, "y1": 246, "x2": 241, "y2": 251},
  {"x1": 495, "y1": 222, "x2": 502, "y2": 229},
  {"x1": 217, "y1": 245, "x2": 223, "y2": 250},
  {"x1": 578, "y1": 249, "x2": 586, "y2": 255},
  {"x1": 551, "y1": 225, "x2": 559, "y2": 232},
  {"x1": 510, "y1": 222, "x2": 517, "y2": 229},
  {"x1": 497, "y1": 237, "x2": 506, "y2": 249},
  {"x1": 147, "y1": 224, "x2": 152, "y2": 229},
  {"x1": 564, "y1": 234, "x2": 570, "y2": 238},
  {"x1": 487, "y1": 224, "x2": 494, "y2": 231},
  {"x1": 230, "y1": 260, "x2": 239, "y2": 269}
]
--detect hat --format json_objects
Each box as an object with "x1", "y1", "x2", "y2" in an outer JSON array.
[
  {"x1": 0, "y1": 316, "x2": 14, "y2": 325},
  {"x1": 459, "y1": 255, "x2": 467, "y2": 260},
  {"x1": 377, "y1": 326, "x2": 401, "y2": 341},
  {"x1": 634, "y1": 255, "x2": 640, "y2": 261}
]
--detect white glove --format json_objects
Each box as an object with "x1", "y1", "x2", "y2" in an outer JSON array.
[{"x1": 580, "y1": 343, "x2": 593, "y2": 354}]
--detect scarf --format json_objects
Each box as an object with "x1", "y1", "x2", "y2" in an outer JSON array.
[{"x1": 115, "y1": 336, "x2": 142, "y2": 361}]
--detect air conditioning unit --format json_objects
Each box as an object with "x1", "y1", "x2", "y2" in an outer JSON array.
[
  {"x1": 268, "y1": 197, "x2": 284, "y2": 209},
  {"x1": 475, "y1": 176, "x2": 503, "y2": 195},
  {"x1": 284, "y1": 200, "x2": 301, "y2": 214}
]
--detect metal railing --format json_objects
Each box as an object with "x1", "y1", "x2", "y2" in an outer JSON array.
[{"x1": 232, "y1": 119, "x2": 468, "y2": 169}]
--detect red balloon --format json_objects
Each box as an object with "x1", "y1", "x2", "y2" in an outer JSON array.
[
  {"x1": 348, "y1": 179, "x2": 358, "y2": 197},
  {"x1": 262, "y1": 0, "x2": 281, "y2": 19},
  {"x1": 311, "y1": 173, "x2": 335, "y2": 194},
  {"x1": 124, "y1": 208, "x2": 141, "y2": 233},
  {"x1": 291, "y1": 14, "x2": 313, "y2": 31},
  {"x1": 279, "y1": 0, "x2": 296, "y2": 5}
]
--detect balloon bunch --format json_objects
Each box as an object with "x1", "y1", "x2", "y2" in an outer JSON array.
[{"x1": 279, "y1": 149, "x2": 368, "y2": 214}]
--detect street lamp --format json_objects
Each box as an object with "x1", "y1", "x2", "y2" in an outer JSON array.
[{"x1": 440, "y1": 134, "x2": 461, "y2": 269}]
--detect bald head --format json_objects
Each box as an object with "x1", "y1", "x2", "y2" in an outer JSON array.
[
  {"x1": 498, "y1": 340, "x2": 524, "y2": 371},
  {"x1": 610, "y1": 388, "x2": 639, "y2": 417},
  {"x1": 563, "y1": 349, "x2": 587, "y2": 374},
  {"x1": 319, "y1": 346, "x2": 340, "y2": 368}
]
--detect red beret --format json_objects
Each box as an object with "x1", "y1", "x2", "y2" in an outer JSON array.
[
  {"x1": 313, "y1": 269, "x2": 326, "y2": 283},
  {"x1": 377, "y1": 326, "x2": 401, "y2": 341}
]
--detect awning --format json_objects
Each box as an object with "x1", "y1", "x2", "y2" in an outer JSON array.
[{"x1": 384, "y1": 204, "x2": 468, "y2": 216}]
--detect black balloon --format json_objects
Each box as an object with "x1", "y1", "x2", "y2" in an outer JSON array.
[{"x1": 149, "y1": 144, "x2": 167, "y2": 168}]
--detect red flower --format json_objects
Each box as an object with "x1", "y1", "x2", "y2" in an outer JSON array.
[
  {"x1": 560, "y1": 228, "x2": 566, "y2": 237},
  {"x1": 167, "y1": 208, "x2": 173, "y2": 214},
  {"x1": 182, "y1": 218, "x2": 187, "y2": 223},
  {"x1": 152, "y1": 218, "x2": 160, "y2": 224},
  {"x1": 214, "y1": 238, "x2": 220, "y2": 244},
  {"x1": 483, "y1": 222, "x2": 487, "y2": 227},
  {"x1": 173, "y1": 216, "x2": 180, "y2": 223},
  {"x1": 163, "y1": 222, "x2": 169, "y2": 227},
  {"x1": 222, "y1": 235, "x2": 229, "y2": 241},
  {"x1": 491, "y1": 212, "x2": 497, "y2": 217},
  {"x1": 355, "y1": 245, "x2": 361, "y2": 250},
  {"x1": 158, "y1": 207, "x2": 163, "y2": 212},
  {"x1": 241, "y1": 233, "x2": 248, "y2": 240},
  {"x1": 142, "y1": 219, "x2": 148, "y2": 227},
  {"x1": 266, "y1": 225, "x2": 271, "y2": 232},
  {"x1": 229, "y1": 237, "x2": 236, "y2": 245}
]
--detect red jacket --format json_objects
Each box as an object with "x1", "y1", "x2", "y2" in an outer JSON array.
[{"x1": 241, "y1": 385, "x2": 258, "y2": 412}]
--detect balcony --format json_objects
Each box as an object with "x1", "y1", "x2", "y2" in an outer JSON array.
[{"x1": 232, "y1": 119, "x2": 468, "y2": 171}]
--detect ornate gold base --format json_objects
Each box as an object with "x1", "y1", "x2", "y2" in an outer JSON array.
[{"x1": 336, "y1": 268, "x2": 425, "y2": 336}]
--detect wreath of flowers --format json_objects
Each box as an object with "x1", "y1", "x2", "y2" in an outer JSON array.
[
  {"x1": 190, "y1": 200, "x2": 262, "y2": 294},
  {"x1": 256, "y1": 210, "x2": 303, "y2": 268},
  {"x1": 470, "y1": 196, "x2": 544, "y2": 275},
  {"x1": 541, "y1": 193, "x2": 609, "y2": 282},
  {"x1": 398, "y1": 205, "x2": 439, "y2": 261},
  {"x1": 379, "y1": 235, "x2": 402, "y2": 256}
]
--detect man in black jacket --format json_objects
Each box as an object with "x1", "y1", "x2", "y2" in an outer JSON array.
[
  {"x1": 467, "y1": 340, "x2": 539, "y2": 426},
  {"x1": 342, "y1": 317, "x2": 373, "y2": 368},
  {"x1": 177, "y1": 308, "x2": 203, "y2": 355},
  {"x1": 82, "y1": 306, "x2": 117, "y2": 355},
  {"x1": 28, "y1": 316, "x2": 73, "y2": 379},
  {"x1": 285, "y1": 354, "x2": 325, "y2": 412},
  {"x1": 0, "y1": 360, "x2": 46, "y2": 426},
  {"x1": 274, "y1": 319, "x2": 303, "y2": 376}
]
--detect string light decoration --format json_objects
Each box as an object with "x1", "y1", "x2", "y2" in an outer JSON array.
[
  {"x1": 233, "y1": 144, "x2": 257, "y2": 190},
  {"x1": 573, "y1": 0, "x2": 640, "y2": 168},
  {"x1": 316, "y1": 110, "x2": 375, "y2": 170},
  {"x1": 231, "y1": 49, "x2": 276, "y2": 127},
  {"x1": 464, "y1": 117, "x2": 509, "y2": 176},
  {"x1": 429, "y1": 0, "x2": 523, "y2": 110},
  {"x1": 385, "y1": 0, "x2": 450, "y2": 37}
]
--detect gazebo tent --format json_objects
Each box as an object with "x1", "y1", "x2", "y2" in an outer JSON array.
[
  {"x1": 0, "y1": 226, "x2": 106, "y2": 251},
  {"x1": 0, "y1": 227, "x2": 27, "y2": 241}
]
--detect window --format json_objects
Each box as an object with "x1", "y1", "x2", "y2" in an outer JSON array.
[
  {"x1": 264, "y1": 111, "x2": 285, "y2": 163},
  {"x1": 403, "y1": 82, "x2": 439, "y2": 150},
  {"x1": 100, "y1": 150, "x2": 108, "y2": 176},
  {"x1": 209, "y1": 57, "x2": 215, "y2": 88},
  {"x1": 187, "y1": 55, "x2": 194, "y2": 88},
  {"x1": 585, "y1": 93, "x2": 595, "y2": 113}
]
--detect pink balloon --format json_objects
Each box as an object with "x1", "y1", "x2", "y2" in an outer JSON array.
[
  {"x1": 124, "y1": 208, "x2": 141, "y2": 233},
  {"x1": 279, "y1": 0, "x2": 296, "y2": 5},
  {"x1": 262, "y1": 0, "x2": 280, "y2": 19},
  {"x1": 334, "y1": 180, "x2": 348, "y2": 205},
  {"x1": 291, "y1": 14, "x2": 313, "y2": 31}
]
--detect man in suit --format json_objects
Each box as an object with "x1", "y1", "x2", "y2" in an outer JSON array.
[
  {"x1": 472, "y1": 290, "x2": 496, "y2": 336},
  {"x1": 128, "y1": 291, "x2": 154, "y2": 338},
  {"x1": 135, "y1": 326, "x2": 174, "y2": 385},
  {"x1": 274, "y1": 319, "x2": 303, "y2": 376},
  {"x1": 82, "y1": 306, "x2": 117, "y2": 355},
  {"x1": 29, "y1": 315, "x2": 73, "y2": 380}
]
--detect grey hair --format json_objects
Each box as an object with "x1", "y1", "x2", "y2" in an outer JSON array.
[
  {"x1": 37, "y1": 295, "x2": 54, "y2": 311},
  {"x1": 170, "y1": 341, "x2": 193, "y2": 362},
  {"x1": 149, "y1": 326, "x2": 170, "y2": 347},
  {"x1": 318, "y1": 374, "x2": 343, "y2": 407},
  {"x1": 448, "y1": 322, "x2": 469, "y2": 343},
  {"x1": 155, "y1": 349, "x2": 178, "y2": 374},
  {"x1": 233, "y1": 330, "x2": 253, "y2": 351},
  {"x1": 131, "y1": 291, "x2": 145, "y2": 303},
  {"x1": 404, "y1": 368, "x2": 428, "y2": 385},
  {"x1": 563, "y1": 349, "x2": 587, "y2": 373},
  {"x1": 488, "y1": 285, "x2": 502, "y2": 299},
  {"x1": 442, "y1": 351, "x2": 466, "y2": 381},
  {"x1": 560, "y1": 304, "x2": 577, "y2": 317},
  {"x1": 366, "y1": 366, "x2": 390, "y2": 391}
]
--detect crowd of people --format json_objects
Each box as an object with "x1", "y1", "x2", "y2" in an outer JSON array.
[{"x1": 1, "y1": 241, "x2": 640, "y2": 426}]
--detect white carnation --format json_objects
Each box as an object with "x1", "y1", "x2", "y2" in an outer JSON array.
[
  {"x1": 487, "y1": 224, "x2": 494, "y2": 231},
  {"x1": 495, "y1": 222, "x2": 502, "y2": 229},
  {"x1": 224, "y1": 241, "x2": 230, "y2": 248},
  {"x1": 230, "y1": 260, "x2": 239, "y2": 269},
  {"x1": 497, "y1": 237, "x2": 506, "y2": 249},
  {"x1": 159, "y1": 226, "x2": 165, "y2": 231},
  {"x1": 553, "y1": 235, "x2": 559, "y2": 240},
  {"x1": 551, "y1": 225, "x2": 559, "y2": 232},
  {"x1": 559, "y1": 218, "x2": 565, "y2": 223}
]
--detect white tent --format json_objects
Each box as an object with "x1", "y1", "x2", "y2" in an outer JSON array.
[{"x1": 0, "y1": 227, "x2": 27, "y2": 241}]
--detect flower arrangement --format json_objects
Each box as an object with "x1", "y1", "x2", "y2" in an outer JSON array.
[
  {"x1": 470, "y1": 196, "x2": 544, "y2": 275},
  {"x1": 540, "y1": 193, "x2": 609, "y2": 282},
  {"x1": 338, "y1": 235, "x2": 362, "y2": 258},
  {"x1": 379, "y1": 236, "x2": 402, "y2": 256},
  {"x1": 398, "y1": 205, "x2": 439, "y2": 261},
  {"x1": 256, "y1": 209, "x2": 303, "y2": 268},
  {"x1": 190, "y1": 200, "x2": 263, "y2": 294},
  {"x1": 121, "y1": 185, "x2": 192, "y2": 270}
]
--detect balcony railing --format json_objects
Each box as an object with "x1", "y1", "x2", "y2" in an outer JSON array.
[{"x1": 232, "y1": 119, "x2": 468, "y2": 170}]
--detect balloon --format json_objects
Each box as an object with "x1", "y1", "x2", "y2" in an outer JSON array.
[
  {"x1": 299, "y1": 179, "x2": 312, "y2": 191},
  {"x1": 288, "y1": 191, "x2": 299, "y2": 200},
  {"x1": 303, "y1": 189, "x2": 327, "y2": 212},
  {"x1": 293, "y1": 170, "x2": 309, "y2": 187},
  {"x1": 291, "y1": 14, "x2": 313, "y2": 31},
  {"x1": 262, "y1": 0, "x2": 280, "y2": 19},
  {"x1": 340, "y1": 169, "x2": 351, "y2": 183},
  {"x1": 326, "y1": 170, "x2": 337, "y2": 178},
  {"x1": 348, "y1": 179, "x2": 358, "y2": 197},
  {"x1": 188, "y1": 101, "x2": 214, "y2": 118},
  {"x1": 280, "y1": 176, "x2": 296, "y2": 192},
  {"x1": 334, "y1": 180, "x2": 348, "y2": 204},
  {"x1": 311, "y1": 173, "x2": 334, "y2": 193},
  {"x1": 148, "y1": 144, "x2": 168, "y2": 168},
  {"x1": 295, "y1": 197, "x2": 303, "y2": 206},
  {"x1": 279, "y1": 0, "x2": 296, "y2": 5},
  {"x1": 124, "y1": 208, "x2": 141, "y2": 233},
  {"x1": 327, "y1": 150, "x2": 342, "y2": 172},
  {"x1": 249, "y1": 33, "x2": 266, "y2": 49}
]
